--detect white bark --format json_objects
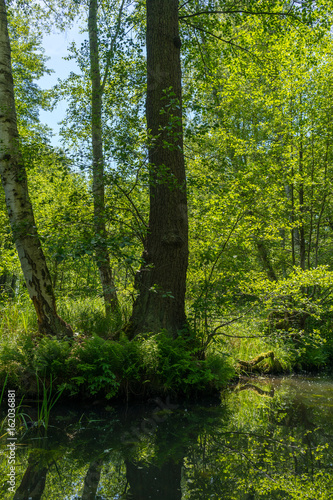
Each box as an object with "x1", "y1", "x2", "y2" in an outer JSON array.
[{"x1": 0, "y1": 0, "x2": 72, "y2": 338}]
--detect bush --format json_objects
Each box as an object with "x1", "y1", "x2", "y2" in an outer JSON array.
[
  {"x1": 62, "y1": 336, "x2": 123, "y2": 399},
  {"x1": 140, "y1": 331, "x2": 234, "y2": 394}
]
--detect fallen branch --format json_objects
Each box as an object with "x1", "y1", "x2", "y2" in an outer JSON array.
[{"x1": 237, "y1": 351, "x2": 274, "y2": 370}]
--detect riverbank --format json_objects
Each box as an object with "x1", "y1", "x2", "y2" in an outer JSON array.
[{"x1": 1, "y1": 299, "x2": 332, "y2": 404}]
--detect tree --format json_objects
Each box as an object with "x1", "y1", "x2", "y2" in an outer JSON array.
[
  {"x1": 129, "y1": 0, "x2": 189, "y2": 337},
  {"x1": 181, "y1": 4, "x2": 333, "y2": 336},
  {"x1": 88, "y1": 0, "x2": 121, "y2": 317},
  {"x1": 54, "y1": 0, "x2": 145, "y2": 317},
  {"x1": 0, "y1": 0, "x2": 72, "y2": 338}
]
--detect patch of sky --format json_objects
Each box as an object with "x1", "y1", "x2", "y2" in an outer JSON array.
[{"x1": 38, "y1": 22, "x2": 86, "y2": 147}]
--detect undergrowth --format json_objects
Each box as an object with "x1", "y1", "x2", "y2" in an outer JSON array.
[
  {"x1": 221, "y1": 316, "x2": 295, "y2": 374},
  {"x1": 1, "y1": 298, "x2": 332, "y2": 404},
  {"x1": 220, "y1": 313, "x2": 333, "y2": 374},
  {"x1": 0, "y1": 298, "x2": 235, "y2": 399}
]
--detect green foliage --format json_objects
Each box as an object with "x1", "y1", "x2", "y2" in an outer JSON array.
[
  {"x1": 2, "y1": 0, "x2": 333, "y2": 403},
  {"x1": 33, "y1": 338, "x2": 72, "y2": 377},
  {"x1": 0, "y1": 322, "x2": 234, "y2": 400},
  {"x1": 144, "y1": 332, "x2": 234, "y2": 393},
  {"x1": 65, "y1": 336, "x2": 122, "y2": 399},
  {"x1": 216, "y1": 314, "x2": 295, "y2": 375},
  {"x1": 56, "y1": 331, "x2": 232, "y2": 399},
  {"x1": 0, "y1": 300, "x2": 36, "y2": 339},
  {"x1": 56, "y1": 297, "x2": 121, "y2": 337},
  {"x1": 0, "y1": 374, "x2": 7, "y2": 409},
  {"x1": 181, "y1": 6, "x2": 333, "y2": 372},
  {"x1": 36, "y1": 374, "x2": 65, "y2": 431}
]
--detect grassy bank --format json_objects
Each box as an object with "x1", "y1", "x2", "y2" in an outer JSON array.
[
  {"x1": 0, "y1": 297, "x2": 332, "y2": 403},
  {"x1": 0, "y1": 298, "x2": 234, "y2": 401}
]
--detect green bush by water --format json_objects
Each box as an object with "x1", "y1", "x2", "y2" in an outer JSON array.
[
  {"x1": 1, "y1": 297, "x2": 332, "y2": 404},
  {"x1": 220, "y1": 312, "x2": 333, "y2": 374},
  {"x1": 0, "y1": 302, "x2": 235, "y2": 400}
]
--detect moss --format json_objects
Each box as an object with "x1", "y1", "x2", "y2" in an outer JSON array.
[{"x1": 237, "y1": 351, "x2": 285, "y2": 375}]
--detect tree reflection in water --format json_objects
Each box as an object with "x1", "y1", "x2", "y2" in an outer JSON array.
[
  {"x1": 13, "y1": 451, "x2": 48, "y2": 500},
  {"x1": 81, "y1": 459, "x2": 103, "y2": 500},
  {"x1": 0, "y1": 377, "x2": 332, "y2": 499}
]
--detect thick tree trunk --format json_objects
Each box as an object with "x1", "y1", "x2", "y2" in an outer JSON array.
[
  {"x1": 0, "y1": 0, "x2": 72, "y2": 338},
  {"x1": 130, "y1": 0, "x2": 188, "y2": 337},
  {"x1": 88, "y1": 0, "x2": 119, "y2": 317}
]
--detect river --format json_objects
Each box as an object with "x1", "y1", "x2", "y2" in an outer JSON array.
[{"x1": 1, "y1": 375, "x2": 333, "y2": 499}]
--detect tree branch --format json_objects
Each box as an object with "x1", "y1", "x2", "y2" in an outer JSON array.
[
  {"x1": 179, "y1": 8, "x2": 297, "y2": 21},
  {"x1": 181, "y1": 20, "x2": 262, "y2": 59},
  {"x1": 112, "y1": 178, "x2": 148, "y2": 230}
]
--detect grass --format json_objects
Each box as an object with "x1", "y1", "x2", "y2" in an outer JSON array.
[
  {"x1": 0, "y1": 299, "x2": 37, "y2": 341},
  {"x1": 36, "y1": 374, "x2": 64, "y2": 431},
  {"x1": 0, "y1": 374, "x2": 8, "y2": 408},
  {"x1": 0, "y1": 295, "x2": 128, "y2": 343},
  {"x1": 57, "y1": 296, "x2": 130, "y2": 338},
  {"x1": 0, "y1": 296, "x2": 331, "y2": 406},
  {"x1": 210, "y1": 313, "x2": 296, "y2": 374}
]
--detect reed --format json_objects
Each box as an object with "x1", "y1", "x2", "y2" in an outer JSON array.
[{"x1": 36, "y1": 374, "x2": 64, "y2": 431}]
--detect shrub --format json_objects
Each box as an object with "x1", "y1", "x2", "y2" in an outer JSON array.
[
  {"x1": 63, "y1": 336, "x2": 123, "y2": 399},
  {"x1": 0, "y1": 326, "x2": 235, "y2": 401}
]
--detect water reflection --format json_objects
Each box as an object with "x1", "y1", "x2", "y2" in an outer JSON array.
[
  {"x1": 13, "y1": 451, "x2": 48, "y2": 500},
  {"x1": 1, "y1": 376, "x2": 332, "y2": 499}
]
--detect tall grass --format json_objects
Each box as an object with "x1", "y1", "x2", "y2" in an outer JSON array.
[
  {"x1": 0, "y1": 300, "x2": 37, "y2": 344},
  {"x1": 0, "y1": 295, "x2": 127, "y2": 343},
  {"x1": 0, "y1": 373, "x2": 8, "y2": 408},
  {"x1": 211, "y1": 314, "x2": 295, "y2": 373},
  {"x1": 36, "y1": 374, "x2": 64, "y2": 431},
  {"x1": 56, "y1": 296, "x2": 124, "y2": 337}
]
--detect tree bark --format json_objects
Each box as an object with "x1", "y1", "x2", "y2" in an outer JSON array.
[
  {"x1": 255, "y1": 238, "x2": 277, "y2": 282},
  {"x1": 299, "y1": 138, "x2": 306, "y2": 270},
  {"x1": 88, "y1": 0, "x2": 119, "y2": 317},
  {"x1": 130, "y1": 0, "x2": 188, "y2": 337},
  {"x1": 237, "y1": 350, "x2": 274, "y2": 369},
  {"x1": 0, "y1": 0, "x2": 72, "y2": 338},
  {"x1": 289, "y1": 180, "x2": 297, "y2": 267}
]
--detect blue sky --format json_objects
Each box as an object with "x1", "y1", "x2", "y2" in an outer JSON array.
[{"x1": 38, "y1": 24, "x2": 85, "y2": 146}]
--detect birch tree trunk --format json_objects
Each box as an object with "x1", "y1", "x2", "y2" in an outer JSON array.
[
  {"x1": 0, "y1": 0, "x2": 72, "y2": 338},
  {"x1": 81, "y1": 459, "x2": 103, "y2": 500},
  {"x1": 88, "y1": 0, "x2": 119, "y2": 317},
  {"x1": 130, "y1": 0, "x2": 188, "y2": 337}
]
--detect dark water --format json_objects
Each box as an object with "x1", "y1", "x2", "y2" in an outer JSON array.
[{"x1": 1, "y1": 376, "x2": 333, "y2": 499}]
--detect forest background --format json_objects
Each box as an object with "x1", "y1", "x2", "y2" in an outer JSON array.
[{"x1": 1, "y1": 0, "x2": 333, "y2": 400}]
